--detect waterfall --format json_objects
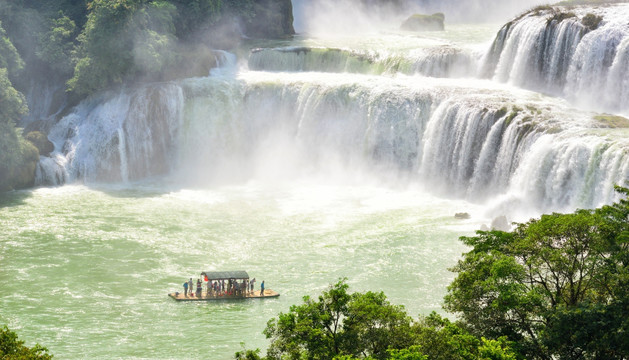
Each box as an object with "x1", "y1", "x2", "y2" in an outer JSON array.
[
  {"x1": 38, "y1": 71, "x2": 629, "y2": 213},
  {"x1": 35, "y1": 7, "x2": 629, "y2": 216},
  {"x1": 40, "y1": 83, "x2": 183, "y2": 184},
  {"x1": 481, "y1": 4, "x2": 629, "y2": 114},
  {"x1": 248, "y1": 46, "x2": 475, "y2": 77}
]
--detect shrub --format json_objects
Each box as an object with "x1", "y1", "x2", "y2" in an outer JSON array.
[
  {"x1": 0, "y1": 325, "x2": 53, "y2": 359},
  {"x1": 582, "y1": 13, "x2": 603, "y2": 30}
]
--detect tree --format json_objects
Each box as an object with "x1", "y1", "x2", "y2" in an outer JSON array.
[
  {"x1": 263, "y1": 279, "x2": 416, "y2": 360},
  {"x1": 0, "y1": 20, "x2": 24, "y2": 78},
  {"x1": 264, "y1": 279, "x2": 352, "y2": 359},
  {"x1": 67, "y1": 0, "x2": 177, "y2": 98},
  {"x1": 255, "y1": 281, "x2": 519, "y2": 360},
  {"x1": 444, "y1": 186, "x2": 629, "y2": 359},
  {"x1": 0, "y1": 28, "x2": 38, "y2": 191},
  {"x1": 36, "y1": 12, "x2": 77, "y2": 75},
  {"x1": 0, "y1": 325, "x2": 53, "y2": 359}
]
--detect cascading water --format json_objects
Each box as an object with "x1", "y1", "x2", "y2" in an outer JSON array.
[
  {"x1": 36, "y1": 4, "x2": 629, "y2": 217},
  {"x1": 41, "y1": 68, "x2": 629, "y2": 215},
  {"x1": 481, "y1": 4, "x2": 629, "y2": 114},
  {"x1": 39, "y1": 83, "x2": 183, "y2": 184},
  {"x1": 248, "y1": 45, "x2": 475, "y2": 78}
]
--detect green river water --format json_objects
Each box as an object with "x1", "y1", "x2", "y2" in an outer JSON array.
[{"x1": 0, "y1": 180, "x2": 484, "y2": 359}]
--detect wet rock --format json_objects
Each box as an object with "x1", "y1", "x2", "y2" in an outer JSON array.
[
  {"x1": 454, "y1": 212, "x2": 471, "y2": 219},
  {"x1": 491, "y1": 215, "x2": 511, "y2": 232},
  {"x1": 24, "y1": 131, "x2": 54, "y2": 156},
  {"x1": 401, "y1": 13, "x2": 445, "y2": 31}
]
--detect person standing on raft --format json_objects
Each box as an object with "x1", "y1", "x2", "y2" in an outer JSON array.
[{"x1": 260, "y1": 280, "x2": 265, "y2": 296}]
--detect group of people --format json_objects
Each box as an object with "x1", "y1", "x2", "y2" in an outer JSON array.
[{"x1": 181, "y1": 277, "x2": 265, "y2": 297}]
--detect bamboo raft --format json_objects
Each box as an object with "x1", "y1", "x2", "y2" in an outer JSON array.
[
  {"x1": 168, "y1": 289, "x2": 279, "y2": 301},
  {"x1": 169, "y1": 270, "x2": 279, "y2": 302}
]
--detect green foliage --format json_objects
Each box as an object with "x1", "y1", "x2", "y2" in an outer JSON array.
[
  {"x1": 0, "y1": 67, "x2": 38, "y2": 191},
  {"x1": 129, "y1": 1, "x2": 178, "y2": 76},
  {"x1": 263, "y1": 279, "x2": 353, "y2": 359},
  {"x1": 67, "y1": 0, "x2": 151, "y2": 96},
  {"x1": 0, "y1": 20, "x2": 24, "y2": 78},
  {"x1": 234, "y1": 346, "x2": 262, "y2": 360},
  {"x1": 0, "y1": 325, "x2": 53, "y2": 359},
  {"x1": 386, "y1": 346, "x2": 428, "y2": 360},
  {"x1": 0, "y1": 41, "x2": 36, "y2": 191},
  {"x1": 2, "y1": 0, "x2": 292, "y2": 102},
  {"x1": 0, "y1": 67, "x2": 27, "y2": 123},
  {"x1": 445, "y1": 186, "x2": 629, "y2": 359},
  {"x1": 547, "y1": 11, "x2": 576, "y2": 25},
  {"x1": 0, "y1": 122, "x2": 23, "y2": 191},
  {"x1": 477, "y1": 338, "x2": 517, "y2": 360},
  {"x1": 247, "y1": 281, "x2": 520, "y2": 360},
  {"x1": 582, "y1": 13, "x2": 603, "y2": 30},
  {"x1": 263, "y1": 279, "x2": 415, "y2": 359},
  {"x1": 0, "y1": 126, "x2": 40, "y2": 191},
  {"x1": 36, "y1": 12, "x2": 77, "y2": 75}
]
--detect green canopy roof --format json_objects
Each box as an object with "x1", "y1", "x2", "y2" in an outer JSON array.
[{"x1": 201, "y1": 271, "x2": 249, "y2": 280}]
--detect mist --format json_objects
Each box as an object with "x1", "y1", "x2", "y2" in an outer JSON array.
[{"x1": 292, "y1": 0, "x2": 550, "y2": 35}]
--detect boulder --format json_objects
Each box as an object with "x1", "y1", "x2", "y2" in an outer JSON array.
[
  {"x1": 491, "y1": 215, "x2": 511, "y2": 232},
  {"x1": 24, "y1": 131, "x2": 54, "y2": 156},
  {"x1": 401, "y1": 13, "x2": 445, "y2": 32}
]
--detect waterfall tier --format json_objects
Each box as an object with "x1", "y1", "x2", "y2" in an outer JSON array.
[
  {"x1": 40, "y1": 73, "x2": 629, "y2": 213},
  {"x1": 248, "y1": 46, "x2": 474, "y2": 78},
  {"x1": 481, "y1": 4, "x2": 629, "y2": 114}
]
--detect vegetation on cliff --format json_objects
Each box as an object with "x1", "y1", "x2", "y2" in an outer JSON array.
[
  {"x1": 0, "y1": 21, "x2": 39, "y2": 192},
  {"x1": 0, "y1": 0, "x2": 294, "y2": 191},
  {"x1": 238, "y1": 186, "x2": 629, "y2": 359}
]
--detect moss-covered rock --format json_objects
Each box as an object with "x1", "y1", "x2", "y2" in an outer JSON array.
[
  {"x1": 505, "y1": 106, "x2": 522, "y2": 125},
  {"x1": 494, "y1": 107, "x2": 508, "y2": 121},
  {"x1": 594, "y1": 114, "x2": 629, "y2": 128},
  {"x1": 13, "y1": 137, "x2": 39, "y2": 189},
  {"x1": 547, "y1": 11, "x2": 576, "y2": 25},
  {"x1": 401, "y1": 13, "x2": 445, "y2": 32},
  {"x1": 0, "y1": 127, "x2": 39, "y2": 192},
  {"x1": 25, "y1": 131, "x2": 54, "y2": 156}
]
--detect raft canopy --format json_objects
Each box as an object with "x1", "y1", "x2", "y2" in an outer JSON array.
[{"x1": 201, "y1": 271, "x2": 249, "y2": 280}]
